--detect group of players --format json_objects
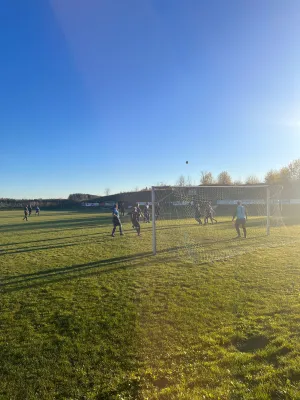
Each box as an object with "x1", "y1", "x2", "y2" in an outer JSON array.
[
  {"x1": 195, "y1": 200, "x2": 247, "y2": 238},
  {"x1": 112, "y1": 200, "x2": 247, "y2": 239},
  {"x1": 20, "y1": 198, "x2": 247, "y2": 239},
  {"x1": 194, "y1": 201, "x2": 217, "y2": 225},
  {"x1": 111, "y1": 202, "x2": 153, "y2": 237},
  {"x1": 112, "y1": 200, "x2": 218, "y2": 238},
  {"x1": 23, "y1": 205, "x2": 40, "y2": 221}
]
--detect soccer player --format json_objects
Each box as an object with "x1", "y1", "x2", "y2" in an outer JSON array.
[
  {"x1": 144, "y1": 202, "x2": 150, "y2": 223},
  {"x1": 111, "y1": 204, "x2": 123, "y2": 237},
  {"x1": 194, "y1": 203, "x2": 202, "y2": 225},
  {"x1": 23, "y1": 206, "x2": 29, "y2": 221},
  {"x1": 204, "y1": 202, "x2": 217, "y2": 224},
  {"x1": 35, "y1": 206, "x2": 40, "y2": 216},
  {"x1": 28, "y1": 205, "x2": 32, "y2": 216},
  {"x1": 130, "y1": 207, "x2": 141, "y2": 236},
  {"x1": 232, "y1": 201, "x2": 247, "y2": 238},
  {"x1": 120, "y1": 202, "x2": 125, "y2": 217},
  {"x1": 155, "y1": 203, "x2": 160, "y2": 220},
  {"x1": 136, "y1": 203, "x2": 142, "y2": 222}
]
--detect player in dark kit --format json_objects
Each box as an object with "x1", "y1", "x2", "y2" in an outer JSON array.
[
  {"x1": 23, "y1": 206, "x2": 29, "y2": 221},
  {"x1": 28, "y1": 205, "x2": 32, "y2": 216},
  {"x1": 194, "y1": 203, "x2": 202, "y2": 225},
  {"x1": 119, "y1": 202, "x2": 125, "y2": 217},
  {"x1": 35, "y1": 206, "x2": 40, "y2": 216},
  {"x1": 144, "y1": 202, "x2": 150, "y2": 223},
  {"x1": 130, "y1": 207, "x2": 141, "y2": 236},
  {"x1": 204, "y1": 202, "x2": 217, "y2": 224},
  {"x1": 155, "y1": 203, "x2": 160, "y2": 220},
  {"x1": 136, "y1": 203, "x2": 142, "y2": 222},
  {"x1": 111, "y1": 204, "x2": 123, "y2": 237}
]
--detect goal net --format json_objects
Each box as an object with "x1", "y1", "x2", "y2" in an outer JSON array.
[{"x1": 151, "y1": 185, "x2": 285, "y2": 263}]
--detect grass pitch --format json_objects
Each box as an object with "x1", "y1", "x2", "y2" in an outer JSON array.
[{"x1": 0, "y1": 210, "x2": 300, "y2": 399}]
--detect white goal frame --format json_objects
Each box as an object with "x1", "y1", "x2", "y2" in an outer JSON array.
[{"x1": 151, "y1": 185, "x2": 272, "y2": 256}]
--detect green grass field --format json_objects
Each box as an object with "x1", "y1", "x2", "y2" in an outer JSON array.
[{"x1": 1, "y1": 210, "x2": 300, "y2": 399}]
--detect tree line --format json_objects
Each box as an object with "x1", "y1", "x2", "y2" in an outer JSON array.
[
  {"x1": 175, "y1": 158, "x2": 300, "y2": 187},
  {"x1": 68, "y1": 193, "x2": 99, "y2": 202}
]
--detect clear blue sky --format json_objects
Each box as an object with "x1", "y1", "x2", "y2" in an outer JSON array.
[{"x1": 1, "y1": 0, "x2": 300, "y2": 198}]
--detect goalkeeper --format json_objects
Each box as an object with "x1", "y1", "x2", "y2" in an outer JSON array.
[{"x1": 232, "y1": 201, "x2": 247, "y2": 238}]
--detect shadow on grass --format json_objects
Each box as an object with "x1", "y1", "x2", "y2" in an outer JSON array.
[
  {"x1": 0, "y1": 240, "x2": 96, "y2": 256},
  {"x1": 0, "y1": 230, "x2": 150, "y2": 255},
  {"x1": 0, "y1": 231, "x2": 116, "y2": 248},
  {"x1": 1, "y1": 251, "x2": 152, "y2": 281},
  {"x1": 0, "y1": 215, "x2": 22, "y2": 219},
  {"x1": 0, "y1": 216, "x2": 112, "y2": 233},
  {"x1": 0, "y1": 223, "x2": 231, "y2": 251},
  {"x1": 0, "y1": 227, "x2": 175, "y2": 255},
  {"x1": 0, "y1": 224, "x2": 282, "y2": 256},
  {"x1": 0, "y1": 251, "x2": 163, "y2": 293},
  {"x1": 0, "y1": 235, "x2": 281, "y2": 293}
]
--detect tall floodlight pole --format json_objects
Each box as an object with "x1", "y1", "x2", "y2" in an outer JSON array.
[{"x1": 151, "y1": 186, "x2": 156, "y2": 255}]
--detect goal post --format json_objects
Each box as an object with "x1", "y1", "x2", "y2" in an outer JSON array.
[
  {"x1": 151, "y1": 185, "x2": 156, "y2": 255},
  {"x1": 266, "y1": 186, "x2": 270, "y2": 236},
  {"x1": 151, "y1": 184, "x2": 281, "y2": 257}
]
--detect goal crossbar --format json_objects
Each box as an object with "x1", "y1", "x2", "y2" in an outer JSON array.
[{"x1": 152, "y1": 184, "x2": 270, "y2": 190}]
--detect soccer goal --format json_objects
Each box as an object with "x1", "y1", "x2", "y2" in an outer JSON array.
[{"x1": 151, "y1": 185, "x2": 284, "y2": 262}]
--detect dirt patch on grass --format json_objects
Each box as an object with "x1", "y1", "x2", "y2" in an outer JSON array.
[
  {"x1": 234, "y1": 335, "x2": 269, "y2": 353},
  {"x1": 288, "y1": 370, "x2": 300, "y2": 383},
  {"x1": 153, "y1": 377, "x2": 169, "y2": 389}
]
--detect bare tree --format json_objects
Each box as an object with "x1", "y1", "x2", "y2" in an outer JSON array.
[
  {"x1": 156, "y1": 181, "x2": 168, "y2": 187},
  {"x1": 200, "y1": 171, "x2": 214, "y2": 185},
  {"x1": 245, "y1": 175, "x2": 260, "y2": 184},
  {"x1": 176, "y1": 175, "x2": 186, "y2": 186},
  {"x1": 186, "y1": 176, "x2": 192, "y2": 186},
  {"x1": 233, "y1": 179, "x2": 243, "y2": 185},
  {"x1": 217, "y1": 171, "x2": 232, "y2": 185},
  {"x1": 104, "y1": 188, "x2": 110, "y2": 196}
]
